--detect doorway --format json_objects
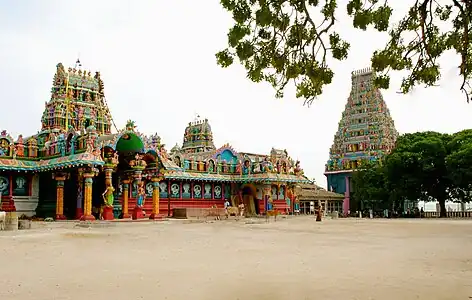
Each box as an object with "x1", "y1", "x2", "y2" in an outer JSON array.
[
  {"x1": 63, "y1": 170, "x2": 79, "y2": 219},
  {"x1": 241, "y1": 185, "x2": 258, "y2": 215},
  {"x1": 92, "y1": 172, "x2": 106, "y2": 218}
]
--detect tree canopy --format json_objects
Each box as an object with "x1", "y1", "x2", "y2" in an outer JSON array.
[
  {"x1": 216, "y1": 0, "x2": 472, "y2": 104},
  {"x1": 352, "y1": 130, "x2": 472, "y2": 217}
]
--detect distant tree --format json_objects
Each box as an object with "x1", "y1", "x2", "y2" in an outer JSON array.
[
  {"x1": 352, "y1": 161, "x2": 390, "y2": 212},
  {"x1": 446, "y1": 129, "x2": 472, "y2": 203},
  {"x1": 216, "y1": 0, "x2": 472, "y2": 104},
  {"x1": 385, "y1": 132, "x2": 454, "y2": 217}
]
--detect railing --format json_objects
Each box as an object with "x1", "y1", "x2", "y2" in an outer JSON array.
[{"x1": 422, "y1": 211, "x2": 472, "y2": 218}]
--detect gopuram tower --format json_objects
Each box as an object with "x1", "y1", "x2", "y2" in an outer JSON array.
[
  {"x1": 41, "y1": 60, "x2": 114, "y2": 135},
  {"x1": 324, "y1": 68, "x2": 398, "y2": 214}
]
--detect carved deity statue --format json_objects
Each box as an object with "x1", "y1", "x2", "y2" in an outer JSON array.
[
  {"x1": 16, "y1": 135, "x2": 24, "y2": 157},
  {"x1": 136, "y1": 182, "x2": 146, "y2": 207},
  {"x1": 111, "y1": 152, "x2": 119, "y2": 165},
  {"x1": 294, "y1": 160, "x2": 304, "y2": 176},
  {"x1": 102, "y1": 185, "x2": 115, "y2": 207},
  {"x1": 236, "y1": 160, "x2": 242, "y2": 175}
]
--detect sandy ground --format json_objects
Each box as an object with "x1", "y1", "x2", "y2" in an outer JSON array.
[{"x1": 1, "y1": 216, "x2": 472, "y2": 300}]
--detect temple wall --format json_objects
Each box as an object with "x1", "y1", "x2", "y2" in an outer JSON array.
[
  {"x1": 326, "y1": 173, "x2": 351, "y2": 195},
  {"x1": 14, "y1": 174, "x2": 39, "y2": 216}
]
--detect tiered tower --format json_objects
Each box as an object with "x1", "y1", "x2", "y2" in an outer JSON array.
[
  {"x1": 181, "y1": 117, "x2": 216, "y2": 153},
  {"x1": 41, "y1": 61, "x2": 113, "y2": 134},
  {"x1": 324, "y1": 68, "x2": 398, "y2": 212}
]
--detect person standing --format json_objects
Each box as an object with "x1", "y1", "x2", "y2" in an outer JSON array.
[{"x1": 224, "y1": 199, "x2": 230, "y2": 219}]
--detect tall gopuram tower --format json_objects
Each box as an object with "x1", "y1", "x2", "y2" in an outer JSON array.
[
  {"x1": 40, "y1": 60, "x2": 113, "y2": 135},
  {"x1": 324, "y1": 68, "x2": 398, "y2": 215}
]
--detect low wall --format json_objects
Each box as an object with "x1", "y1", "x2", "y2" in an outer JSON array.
[
  {"x1": 13, "y1": 196, "x2": 39, "y2": 217},
  {"x1": 172, "y1": 208, "x2": 225, "y2": 219},
  {"x1": 423, "y1": 211, "x2": 472, "y2": 218}
]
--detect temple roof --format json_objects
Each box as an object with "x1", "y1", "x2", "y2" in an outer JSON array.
[
  {"x1": 297, "y1": 183, "x2": 344, "y2": 201},
  {"x1": 164, "y1": 169, "x2": 310, "y2": 183},
  {"x1": 0, "y1": 152, "x2": 104, "y2": 171}
]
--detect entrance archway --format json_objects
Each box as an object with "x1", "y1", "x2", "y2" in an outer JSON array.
[
  {"x1": 241, "y1": 184, "x2": 258, "y2": 215},
  {"x1": 95, "y1": 132, "x2": 146, "y2": 218}
]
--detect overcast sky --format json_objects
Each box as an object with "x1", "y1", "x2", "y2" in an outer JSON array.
[{"x1": 1, "y1": 1, "x2": 471, "y2": 187}]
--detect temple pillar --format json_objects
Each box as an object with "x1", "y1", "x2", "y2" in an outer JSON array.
[
  {"x1": 344, "y1": 176, "x2": 350, "y2": 216},
  {"x1": 80, "y1": 172, "x2": 96, "y2": 221},
  {"x1": 75, "y1": 169, "x2": 84, "y2": 220},
  {"x1": 121, "y1": 179, "x2": 130, "y2": 219},
  {"x1": 53, "y1": 172, "x2": 68, "y2": 220},
  {"x1": 104, "y1": 166, "x2": 113, "y2": 186},
  {"x1": 149, "y1": 176, "x2": 163, "y2": 220},
  {"x1": 263, "y1": 184, "x2": 272, "y2": 213}
]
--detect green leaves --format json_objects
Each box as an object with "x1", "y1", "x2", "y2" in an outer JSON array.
[
  {"x1": 217, "y1": 0, "x2": 472, "y2": 103},
  {"x1": 216, "y1": 0, "x2": 346, "y2": 104},
  {"x1": 353, "y1": 131, "x2": 472, "y2": 216},
  {"x1": 215, "y1": 50, "x2": 234, "y2": 68}
]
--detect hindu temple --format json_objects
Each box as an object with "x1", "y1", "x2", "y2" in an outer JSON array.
[
  {"x1": 0, "y1": 62, "x2": 310, "y2": 220},
  {"x1": 324, "y1": 68, "x2": 398, "y2": 214}
]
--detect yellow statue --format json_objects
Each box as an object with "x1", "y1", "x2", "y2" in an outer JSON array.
[{"x1": 102, "y1": 185, "x2": 115, "y2": 207}]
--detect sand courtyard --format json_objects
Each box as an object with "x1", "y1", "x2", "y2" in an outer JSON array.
[{"x1": 0, "y1": 216, "x2": 471, "y2": 300}]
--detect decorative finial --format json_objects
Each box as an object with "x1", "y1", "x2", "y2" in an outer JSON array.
[{"x1": 75, "y1": 57, "x2": 82, "y2": 69}]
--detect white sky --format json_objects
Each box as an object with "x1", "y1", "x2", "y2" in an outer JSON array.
[{"x1": 1, "y1": 1, "x2": 471, "y2": 188}]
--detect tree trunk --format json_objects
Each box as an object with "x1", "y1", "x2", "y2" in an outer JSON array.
[{"x1": 439, "y1": 200, "x2": 446, "y2": 218}]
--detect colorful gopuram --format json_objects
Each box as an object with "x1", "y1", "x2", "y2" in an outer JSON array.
[
  {"x1": 324, "y1": 68, "x2": 398, "y2": 214},
  {"x1": 0, "y1": 62, "x2": 309, "y2": 220}
]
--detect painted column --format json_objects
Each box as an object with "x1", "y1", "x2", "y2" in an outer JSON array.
[
  {"x1": 54, "y1": 173, "x2": 67, "y2": 220},
  {"x1": 80, "y1": 172, "x2": 95, "y2": 221},
  {"x1": 149, "y1": 176, "x2": 162, "y2": 220},
  {"x1": 343, "y1": 176, "x2": 350, "y2": 216},
  {"x1": 75, "y1": 169, "x2": 84, "y2": 219},
  {"x1": 121, "y1": 179, "x2": 130, "y2": 218},
  {"x1": 263, "y1": 184, "x2": 272, "y2": 213},
  {"x1": 104, "y1": 166, "x2": 113, "y2": 186}
]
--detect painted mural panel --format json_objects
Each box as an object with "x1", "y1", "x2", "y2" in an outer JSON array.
[
  {"x1": 0, "y1": 176, "x2": 9, "y2": 196},
  {"x1": 132, "y1": 181, "x2": 138, "y2": 197},
  {"x1": 278, "y1": 186, "x2": 285, "y2": 199},
  {"x1": 256, "y1": 188, "x2": 262, "y2": 200},
  {"x1": 182, "y1": 183, "x2": 191, "y2": 198},
  {"x1": 271, "y1": 186, "x2": 277, "y2": 200},
  {"x1": 159, "y1": 181, "x2": 168, "y2": 198},
  {"x1": 13, "y1": 175, "x2": 28, "y2": 196},
  {"x1": 213, "y1": 184, "x2": 222, "y2": 199},
  {"x1": 170, "y1": 182, "x2": 180, "y2": 198},
  {"x1": 193, "y1": 183, "x2": 202, "y2": 199},
  {"x1": 204, "y1": 183, "x2": 212, "y2": 199},
  {"x1": 145, "y1": 182, "x2": 153, "y2": 197}
]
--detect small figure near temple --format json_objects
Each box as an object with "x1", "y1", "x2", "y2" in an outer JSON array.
[
  {"x1": 102, "y1": 185, "x2": 115, "y2": 207},
  {"x1": 137, "y1": 182, "x2": 146, "y2": 207},
  {"x1": 101, "y1": 185, "x2": 115, "y2": 220}
]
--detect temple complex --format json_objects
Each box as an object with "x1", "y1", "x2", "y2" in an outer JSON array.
[
  {"x1": 324, "y1": 68, "x2": 398, "y2": 214},
  {"x1": 0, "y1": 62, "x2": 309, "y2": 220}
]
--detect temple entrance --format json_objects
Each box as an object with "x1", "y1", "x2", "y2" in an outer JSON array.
[
  {"x1": 100, "y1": 131, "x2": 146, "y2": 219},
  {"x1": 92, "y1": 171, "x2": 106, "y2": 219},
  {"x1": 241, "y1": 185, "x2": 258, "y2": 215},
  {"x1": 63, "y1": 170, "x2": 79, "y2": 219}
]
